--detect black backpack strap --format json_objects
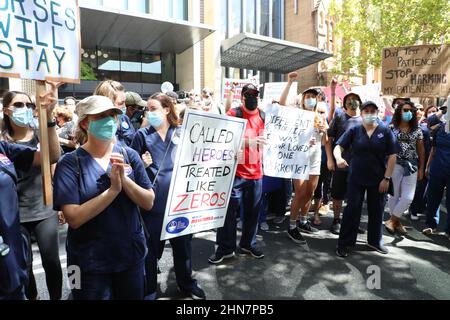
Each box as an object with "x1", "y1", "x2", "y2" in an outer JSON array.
[{"x1": 233, "y1": 106, "x2": 265, "y2": 122}]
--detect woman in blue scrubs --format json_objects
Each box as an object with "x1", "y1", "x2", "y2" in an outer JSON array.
[
  {"x1": 334, "y1": 101, "x2": 397, "y2": 257},
  {"x1": 423, "y1": 102, "x2": 450, "y2": 238},
  {"x1": 131, "y1": 93, "x2": 206, "y2": 300},
  {"x1": 0, "y1": 82, "x2": 61, "y2": 300},
  {"x1": 53, "y1": 95, "x2": 155, "y2": 300}
]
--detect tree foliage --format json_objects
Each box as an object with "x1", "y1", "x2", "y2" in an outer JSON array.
[{"x1": 329, "y1": 0, "x2": 450, "y2": 75}]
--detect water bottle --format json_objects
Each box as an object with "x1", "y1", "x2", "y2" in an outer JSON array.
[{"x1": 0, "y1": 236, "x2": 10, "y2": 257}]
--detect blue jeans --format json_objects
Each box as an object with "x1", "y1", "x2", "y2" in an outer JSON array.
[
  {"x1": 71, "y1": 261, "x2": 145, "y2": 300},
  {"x1": 216, "y1": 177, "x2": 262, "y2": 255},
  {"x1": 426, "y1": 174, "x2": 450, "y2": 233}
]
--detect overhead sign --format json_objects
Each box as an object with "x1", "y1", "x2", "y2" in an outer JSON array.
[
  {"x1": 382, "y1": 44, "x2": 450, "y2": 98},
  {"x1": 0, "y1": 0, "x2": 81, "y2": 83},
  {"x1": 161, "y1": 109, "x2": 246, "y2": 240},
  {"x1": 263, "y1": 104, "x2": 316, "y2": 180}
]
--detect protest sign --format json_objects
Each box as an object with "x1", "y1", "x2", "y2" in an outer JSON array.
[
  {"x1": 0, "y1": 0, "x2": 81, "y2": 83},
  {"x1": 222, "y1": 76, "x2": 260, "y2": 101},
  {"x1": 382, "y1": 44, "x2": 450, "y2": 98},
  {"x1": 263, "y1": 104, "x2": 316, "y2": 180},
  {"x1": 160, "y1": 109, "x2": 246, "y2": 240},
  {"x1": 263, "y1": 82, "x2": 297, "y2": 105}
]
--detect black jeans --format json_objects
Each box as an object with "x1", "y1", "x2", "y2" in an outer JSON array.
[{"x1": 21, "y1": 214, "x2": 62, "y2": 300}]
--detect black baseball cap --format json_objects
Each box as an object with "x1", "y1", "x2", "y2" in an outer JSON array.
[
  {"x1": 242, "y1": 83, "x2": 259, "y2": 96},
  {"x1": 360, "y1": 101, "x2": 379, "y2": 111}
]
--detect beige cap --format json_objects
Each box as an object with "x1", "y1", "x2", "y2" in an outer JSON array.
[
  {"x1": 125, "y1": 91, "x2": 147, "y2": 108},
  {"x1": 75, "y1": 95, "x2": 123, "y2": 117}
]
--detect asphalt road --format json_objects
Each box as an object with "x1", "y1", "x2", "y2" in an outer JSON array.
[{"x1": 33, "y1": 203, "x2": 450, "y2": 300}]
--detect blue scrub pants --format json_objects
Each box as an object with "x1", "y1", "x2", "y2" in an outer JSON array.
[
  {"x1": 144, "y1": 212, "x2": 196, "y2": 297},
  {"x1": 426, "y1": 174, "x2": 450, "y2": 233},
  {"x1": 410, "y1": 178, "x2": 428, "y2": 215},
  {"x1": 71, "y1": 261, "x2": 145, "y2": 300},
  {"x1": 216, "y1": 177, "x2": 262, "y2": 255},
  {"x1": 338, "y1": 183, "x2": 385, "y2": 248}
]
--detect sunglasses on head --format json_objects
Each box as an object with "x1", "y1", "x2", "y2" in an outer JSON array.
[{"x1": 12, "y1": 102, "x2": 36, "y2": 109}]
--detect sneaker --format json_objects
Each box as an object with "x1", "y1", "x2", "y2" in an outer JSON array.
[
  {"x1": 208, "y1": 252, "x2": 235, "y2": 264},
  {"x1": 330, "y1": 219, "x2": 341, "y2": 235},
  {"x1": 298, "y1": 221, "x2": 319, "y2": 234},
  {"x1": 319, "y1": 204, "x2": 330, "y2": 215},
  {"x1": 358, "y1": 226, "x2": 366, "y2": 234},
  {"x1": 422, "y1": 227, "x2": 437, "y2": 235},
  {"x1": 366, "y1": 243, "x2": 389, "y2": 254},
  {"x1": 384, "y1": 219, "x2": 396, "y2": 234},
  {"x1": 260, "y1": 222, "x2": 269, "y2": 231},
  {"x1": 336, "y1": 246, "x2": 349, "y2": 258},
  {"x1": 178, "y1": 285, "x2": 206, "y2": 300},
  {"x1": 410, "y1": 213, "x2": 419, "y2": 221},
  {"x1": 273, "y1": 216, "x2": 286, "y2": 224},
  {"x1": 237, "y1": 220, "x2": 242, "y2": 230},
  {"x1": 287, "y1": 227, "x2": 307, "y2": 244},
  {"x1": 445, "y1": 232, "x2": 450, "y2": 240},
  {"x1": 238, "y1": 246, "x2": 264, "y2": 259},
  {"x1": 395, "y1": 223, "x2": 408, "y2": 236}
]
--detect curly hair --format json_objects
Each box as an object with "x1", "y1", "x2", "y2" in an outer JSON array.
[{"x1": 391, "y1": 101, "x2": 418, "y2": 130}]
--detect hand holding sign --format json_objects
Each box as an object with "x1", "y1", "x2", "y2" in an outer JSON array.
[{"x1": 39, "y1": 81, "x2": 64, "y2": 117}]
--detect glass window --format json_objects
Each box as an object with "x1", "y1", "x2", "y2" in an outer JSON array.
[
  {"x1": 142, "y1": 52, "x2": 162, "y2": 83},
  {"x1": 96, "y1": 47, "x2": 120, "y2": 81},
  {"x1": 174, "y1": 0, "x2": 188, "y2": 20},
  {"x1": 150, "y1": 0, "x2": 173, "y2": 18},
  {"x1": 221, "y1": 0, "x2": 228, "y2": 39},
  {"x1": 127, "y1": 0, "x2": 147, "y2": 13},
  {"x1": 231, "y1": 0, "x2": 242, "y2": 36},
  {"x1": 272, "y1": 0, "x2": 282, "y2": 39},
  {"x1": 120, "y1": 49, "x2": 141, "y2": 83},
  {"x1": 260, "y1": 0, "x2": 270, "y2": 36},
  {"x1": 245, "y1": 0, "x2": 256, "y2": 33}
]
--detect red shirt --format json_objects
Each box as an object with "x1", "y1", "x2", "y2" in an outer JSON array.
[{"x1": 227, "y1": 106, "x2": 264, "y2": 180}]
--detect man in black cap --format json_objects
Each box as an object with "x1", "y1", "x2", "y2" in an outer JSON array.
[
  {"x1": 208, "y1": 83, "x2": 266, "y2": 264},
  {"x1": 125, "y1": 91, "x2": 147, "y2": 130}
]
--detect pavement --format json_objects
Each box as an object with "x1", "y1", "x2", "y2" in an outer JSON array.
[{"x1": 33, "y1": 202, "x2": 450, "y2": 300}]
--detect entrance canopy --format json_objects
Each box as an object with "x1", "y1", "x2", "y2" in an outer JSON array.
[
  {"x1": 80, "y1": 4, "x2": 215, "y2": 53},
  {"x1": 221, "y1": 33, "x2": 333, "y2": 73}
]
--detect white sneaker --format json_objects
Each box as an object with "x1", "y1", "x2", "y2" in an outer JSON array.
[
  {"x1": 410, "y1": 214, "x2": 419, "y2": 221},
  {"x1": 422, "y1": 227, "x2": 437, "y2": 235}
]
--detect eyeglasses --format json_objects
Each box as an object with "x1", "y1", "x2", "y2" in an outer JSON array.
[{"x1": 11, "y1": 102, "x2": 36, "y2": 110}]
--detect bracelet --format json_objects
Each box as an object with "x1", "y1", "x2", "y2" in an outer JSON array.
[{"x1": 47, "y1": 119, "x2": 57, "y2": 128}]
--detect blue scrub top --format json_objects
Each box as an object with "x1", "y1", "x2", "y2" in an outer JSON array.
[
  {"x1": 428, "y1": 114, "x2": 450, "y2": 176},
  {"x1": 53, "y1": 144, "x2": 152, "y2": 274},
  {"x1": 116, "y1": 114, "x2": 136, "y2": 147},
  {"x1": 131, "y1": 126, "x2": 179, "y2": 219},
  {"x1": 336, "y1": 124, "x2": 397, "y2": 186},
  {"x1": 0, "y1": 141, "x2": 35, "y2": 296},
  {"x1": 419, "y1": 122, "x2": 431, "y2": 160}
]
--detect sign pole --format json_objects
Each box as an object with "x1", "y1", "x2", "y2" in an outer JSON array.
[{"x1": 36, "y1": 80, "x2": 53, "y2": 205}]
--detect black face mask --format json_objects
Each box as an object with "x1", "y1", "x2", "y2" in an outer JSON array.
[{"x1": 244, "y1": 96, "x2": 258, "y2": 111}]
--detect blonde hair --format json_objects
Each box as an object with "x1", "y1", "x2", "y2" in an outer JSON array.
[
  {"x1": 73, "y1": 114, "x2": 88, "y2": 145},
  {"x1": 94, "y1": 80, "x2": 124, "y2": 104}
]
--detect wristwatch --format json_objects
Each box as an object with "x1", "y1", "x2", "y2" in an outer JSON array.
[
  {"x1": 383, "y1": 176, "x2": 392, "y2": 181},
  {"x1": 47, "y1": 118, "x2": 57, "y2": 128}
]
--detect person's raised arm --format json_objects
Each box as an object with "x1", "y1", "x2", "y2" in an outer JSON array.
[
  {"x1": 225, "y1": 85, "x2": 235, "y2": 113},
  {"x1": 280, "y1": 72, "x2": 298, "y2": 106}
]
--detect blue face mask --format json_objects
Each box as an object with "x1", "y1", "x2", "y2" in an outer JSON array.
[
  {"x1": 402, "y1": 111, "x2": 413, "y2": 122},
  {"x1": 305, "y1": 98, "x2": 317, "y2": 110},
  {"x1": 146, "y1": 111, "x2": 163, "y2": 128},
  {"x1": 88, "y1": 116, "x2": 118, "y2": 141},
  {"x1": 11, "y1": 107, "x2": 34, "y2": 127},
  {"x1": 363, "y1": 114, "x2": 378, "y2": 125}
]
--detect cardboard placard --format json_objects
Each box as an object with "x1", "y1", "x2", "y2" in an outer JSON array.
[{"x1": 382, "y1": 44, "x2": 450, "y2": 98}]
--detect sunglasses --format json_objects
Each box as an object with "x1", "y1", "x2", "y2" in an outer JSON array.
[{"x1": 11, "y1": 102, "x2": 36, "y2": 109}]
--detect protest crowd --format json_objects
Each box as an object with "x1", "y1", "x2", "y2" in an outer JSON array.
[{"x1": 1, "y1": 72, "x2": 449, "y2": 300}]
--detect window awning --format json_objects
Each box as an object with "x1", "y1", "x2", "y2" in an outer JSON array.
[
  {"x1": 79, "y1": 4, "x2": 215, "y2": 54},
  {"x1": 221, "y1": 33, "x2": 333, "y2": 73}
]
